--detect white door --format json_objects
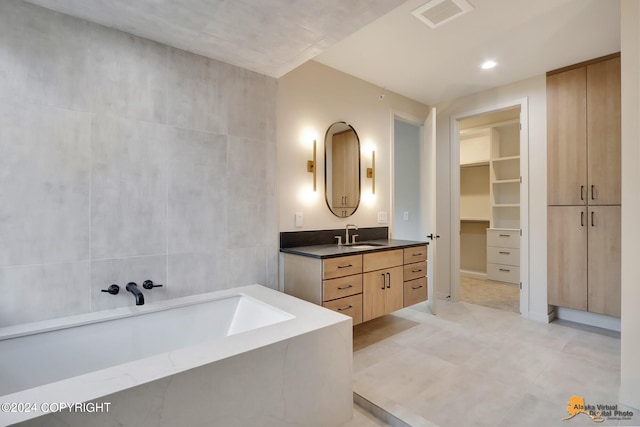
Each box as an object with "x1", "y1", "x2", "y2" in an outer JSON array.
[{"x1": 422, "y1": 107, "x2": 438, "y2": 314}]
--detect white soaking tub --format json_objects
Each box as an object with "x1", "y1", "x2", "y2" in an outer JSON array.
[{"x1": 0, "y1": 285, "x2": 353, "y2": 427}]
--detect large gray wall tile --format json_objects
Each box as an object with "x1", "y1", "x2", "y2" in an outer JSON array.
[
  {"x1": 90, "y1": 255, "x2": 167, "y2": 311},
  {"x1": 0, "y1": 261, "x2": 91, "y2": 327},
  {"x1": 227, "y1": 136, "x2": 267, "y2": 249},
  {"x1": 89, "y1": 25, "x2": 168, "y2": 124},
  {"x1": 168, "y1": 129, "x2": 227, "y2": 254},
  {"x1": 167, "y1": 48, "x2": 228, "y2": 134},
  {"x1": 0, "y1": 0, "x2": 90, "y2": 112},
  {"x1": 0, "y1": 102, "x2": 91, "y2": 267},
  {"x1": 0, "y1": 1, "x2": 277, "y2": 326},
  {"x1": 91, "y1": 114, "x2": 168, "y2": 259},
  {"x1": 167, "y1": 250, "x2": 229, "y2": 298}
]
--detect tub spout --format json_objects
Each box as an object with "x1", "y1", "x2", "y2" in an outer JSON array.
[{"x1": 125, "y1": 282, "x2": 145, "y2": 306}]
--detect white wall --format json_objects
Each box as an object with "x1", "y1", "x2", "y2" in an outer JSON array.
[
  {"x1": 277, "y1": 61, "x2": 430, "y2": 232},
  {"x1": 434, "y1": 75, "x2": 548, "y2": 320},
  {"x1": 620, "y1": 0, "x2": 640, "y2": 410}
]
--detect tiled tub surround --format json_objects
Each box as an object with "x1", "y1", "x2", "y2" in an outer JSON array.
[
  {"x1": 0, "y1": 0, "x2": 278, "y2": 327},
  {"x1": 0, "y1": 285, "x2": 353, "y2": 427}
]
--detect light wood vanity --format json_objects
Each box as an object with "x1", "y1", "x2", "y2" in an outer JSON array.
[{"x1": 280, "y1": 231, "x2": 428, "y2": 326}]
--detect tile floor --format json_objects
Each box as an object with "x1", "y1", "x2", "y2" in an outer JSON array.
[
  {"x1": 343, "y1": 298, "x2": 637, "y2": 427},
  {"x1": 459, "y1": 276, "x2": 519, "y2": 313}
]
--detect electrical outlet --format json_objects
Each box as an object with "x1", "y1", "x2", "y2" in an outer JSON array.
[
  {"x1": 377, "y1": 211, "x2": 388, "y2": 224},
  {"x1": 295, "y1": 212, "x2": 303, "y2": 227}
]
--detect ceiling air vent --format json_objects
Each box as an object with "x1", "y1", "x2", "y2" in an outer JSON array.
[{"x1": 411, "y1": 0, "x2": 474, "y2": 29}]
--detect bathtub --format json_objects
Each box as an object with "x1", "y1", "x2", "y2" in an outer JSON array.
[{"x1": 0, "y1": 285, "x2": 353, "y2": 426}]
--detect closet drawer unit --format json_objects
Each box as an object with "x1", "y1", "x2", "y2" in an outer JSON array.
[
  {"x1": 487, "y1": 263, "x2": 520, "y2": 284},
  {"x1": 487, "y1": 229, "x2": 520, "y2": 248},
  {"x1": 403, "y1": 261, "x2": 427, "y2": 282},
  {"x1": 487, "y1": 247, "x2": 520, "y2": 266},
  {"x1": 403, "y1": 277, "x2": 427, "y2": 307},
  {"x1": 323, "y1": 255, "x2": 362, "y2": 280},
  {"x1": 323, "y1": 274, "x2": 363, "y2": 302},
  {"x1": 323, "y1": 293, "x2": 363, "y2": 325},
  {"x1": 363, "y1": 249, "x2": 403, "y2": 272},
  {"x1": 404, "y1": 245, "x2": 427, "y2": 264}
]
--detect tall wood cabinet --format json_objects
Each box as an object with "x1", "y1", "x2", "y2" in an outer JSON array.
[{"x1": 547, "y1": 53, "x2": 621, "y2": 317}]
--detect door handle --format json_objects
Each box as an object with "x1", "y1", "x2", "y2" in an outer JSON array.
[
  {"x1": 426, "y1": 234, "x2": 440, "y2": 240},
  {"x1": 386, "y1": 272, "x2": 391, "y2": 288},
  {"x1": 581, "y1": 211, "x2": 584, "y2": 227},
  {"x1": 591, "y1": 185, "x2": 595, "y2": 200},
  {"x1": 591, "y1": 210, "x2": 595, "y2": 227},
  {"x1": 581, "y1": 185, "x2": 584, "y2": 201},
  {"x1": 381, "y1": 273, "x2": 385, "y2": 290}
]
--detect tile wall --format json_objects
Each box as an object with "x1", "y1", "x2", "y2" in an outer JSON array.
[{"x1": 0, "y1": 0, "x2": 278, "y2": 326}]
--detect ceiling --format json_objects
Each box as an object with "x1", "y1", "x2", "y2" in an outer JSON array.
[
  {"x1": 23, "y1": 0, "x2": 406, "y2": 78},
  {"x1": 24, "y1": 0, "x2": 621, "y2": 106},
  {"x1": 315, "y1": 0, "x2": 621, "y2": 105}
]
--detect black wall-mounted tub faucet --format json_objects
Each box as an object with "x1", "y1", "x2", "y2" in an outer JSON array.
[{"x1": 125, "y1": 282, "x2": 145, "y2": 306}]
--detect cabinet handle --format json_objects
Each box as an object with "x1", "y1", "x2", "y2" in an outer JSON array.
[
  {"x1": 337, "y1": 284, "x2": 353, "y2": 290},
  {"x1": 412, "y1": 285, "x2": 424, "y2": 290},
  {"x1": 411, "y1": 269, "x2": 423, "y2": 273},
  {"x1": 591, "y1": 210, "x2": 595, "y2": 227},
  {"x1": 412, "y1": 252, "x2": 423, "y2": 256},
  {"x1": 581, "y1": 185, "x2": 584, "y2": 201},
  {"x1": 591, "y1": 185, "x2": 595, "y2": 200},
  {"x1": 581, "y1": 211, "x2": 584, "y2": 227},
  {"x1": 386, "y1": 272, "x2": 391, "y2": 288},
  {"x1": 381, "y1": 273, "x2": 385, "y2": 290},
  {"x1": 499, "y1": 234, "x2": 510, "y2": 237},
  {"x1": 337, "y1": 264, "x2": 353, "y2": 269},
  {"x1": 499, "y1": 268, "x2": 511, "y2": 272},
  {"x1": 499, "y1": 251, "x2": 510, "y2": 255},
  {"x1": 337, "y1": 305, "x2": 353, "y2": 311}
]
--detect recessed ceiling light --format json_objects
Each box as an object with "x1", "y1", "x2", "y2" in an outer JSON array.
[{"x1": 481, "y1": 60, "x2": 497, "y2": 70}]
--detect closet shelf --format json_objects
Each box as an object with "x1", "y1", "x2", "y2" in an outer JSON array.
[
  {"x1": 493, "y1": 179, "x2": 520, "y2": 184},
  {"x1": 461, "y1": 217, "x2": 490, "y2": 222},
  {"x1": 492, "y1": 155, "x2": 520, "y2": 163},
  {"x1": 493, "y1": 203, "x2": 520, "y2": 208}
]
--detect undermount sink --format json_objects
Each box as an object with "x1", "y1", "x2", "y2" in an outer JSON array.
[{"x1": 343, "y1": 242, "x2": 386, "y2": 249}]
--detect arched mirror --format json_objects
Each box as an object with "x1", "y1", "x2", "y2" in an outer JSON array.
[{"x1": 324, "y1": 122, "x2": 361, "y2": 218}]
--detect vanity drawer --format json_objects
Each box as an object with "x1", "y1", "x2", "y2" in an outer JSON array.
[
  {"x1": 363, "y1": 249, "x2": 403, "y2": 272},
  {"x1": 403, "y1": 261, "x2": 427, "y2": 282},
  {"x1": 404, "y1": 245, "x2": 427, "y2": 264},
  {"x1": 323, "y1": 294, "x2": 363, "y2": 325},
  {"x1": 487, "y1": 229, "x2": 520, "y2": 248},
  {"x1": 487, "y1": 247, "x2": 519, "y2": 266},
  {"x1": 403, "y1": 277, "x2": 427, "y2": 307},
  {"x1": 323, "y1": 255, "x2": 362, "y2": 280},
  {"x1": 487, "y1": 263, "x2": 520, "y2": 284},
  {"x1": 323, "y1": 274, "x2": 363, "y2": 302}
]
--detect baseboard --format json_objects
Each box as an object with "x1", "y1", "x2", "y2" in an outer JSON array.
[
  {"x1": 555, "y1": 307, "x2": 621, "y2": 332},
  {"x1": 527, "y1": 310, "x2": 554, "y2": 324},
  {"x1": 460, "y1": 269, "x2": 487, "y2": 280}
]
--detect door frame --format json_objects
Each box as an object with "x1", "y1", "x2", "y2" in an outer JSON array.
[{"x1": 449, "y1": 97, "x2": 530, "y2": 317}]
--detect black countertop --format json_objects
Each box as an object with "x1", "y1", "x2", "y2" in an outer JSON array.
[{"x1": 279, "y1": 239, "x2": 428, "y2": 259}]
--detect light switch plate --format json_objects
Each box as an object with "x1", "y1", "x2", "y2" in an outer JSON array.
[
  {"x1": 378, "y1": 211, "x2": 388, "y2": 224},
  {"x1": 295, "y1": 212, "x2": 303, "y2": 227},
  {"x1": 403, "y1": 211, "x2": 410, "y2": 221}
]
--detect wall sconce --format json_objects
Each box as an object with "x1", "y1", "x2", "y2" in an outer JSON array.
[
  {"x1": 366, "y1": 150, "x2": 375, "y2": 194},
  {"x1": 307, "y1": 139, "x2": 316, "y2": 191}
]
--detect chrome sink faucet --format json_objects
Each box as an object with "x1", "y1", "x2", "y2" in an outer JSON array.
[{"x1": 345, "y1": 224, "x2": 358, "y2": 245}]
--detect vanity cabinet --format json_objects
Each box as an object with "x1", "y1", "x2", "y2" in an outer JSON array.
[
  {"x1": 281, "y1": 242, "x2": 428, "y2": 325},
  {"x1": 362, "y1": 249, "x2": 403, "y2": 322},
  {"x1": 403, "y1": 246, "x2": 428, "y2": 307}
]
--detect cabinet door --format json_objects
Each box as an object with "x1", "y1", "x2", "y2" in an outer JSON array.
[
  {"x1": 587, "y1": 57, "x2": 621, "y2": 205},
  {"x1": 363, "y1": 271, "x2": 386, "y2": 322},
  {"x1": 385, "y1": 266, "x2": 404, "y2": 313},
  {"x1": 547, "y1": 206, "x2": 587, "y2": 310},
  {"x1": 547, "y1": 68, "x2": 587, "y2": 205},
  {"x1": 587, "y1": 206, "x2": 621, "y2": 317}
]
